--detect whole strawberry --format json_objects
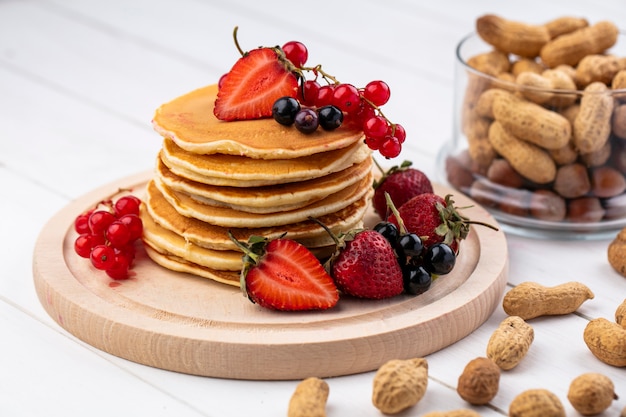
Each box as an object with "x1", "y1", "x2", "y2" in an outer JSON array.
[
  {"x1": 231, "y1": 234, "x2": 339, "y2": 311},
  {"x1": 330, "y1": 230, "x2": 404, "y2": 299},
  {"x1": 373, "y1": 160, "x2": 433, "y2": 219},
  {"x1": 387, "y1": 193, "x2": 470, "y2": 252}
]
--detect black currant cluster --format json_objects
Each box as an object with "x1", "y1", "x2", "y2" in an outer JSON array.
[
  {"x1": 373, "y1": 221, "x2": 457, "y2": 296},
  {"x1": 272, "y1": 97, "x2": 344, "y2": 134}
]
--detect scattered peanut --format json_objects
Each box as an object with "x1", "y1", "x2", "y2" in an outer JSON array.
[
  {"x1": 567, "y1": 373, "x2": 617, "y2": 416},
  {"x1": 608, "y1": 228, "x2": 626, "y2": 277},
  {"x1": 456, "y1": 357, "x2": 500, "y2": 405},
  {"x1": 616, "y1": 299, "x2": 626, "y2": 327},
  {"x1": 486, "y1": 316, "x2": 534, "y2": 370},
  {"x1": 502, "y1": 281, "x2": 594, "y2": 320},
  {"x1": 621, "y1": 405, "x2": 626, "y2": 417},
  {"x1": 287, "y1": 377, "x2": 329, "y2": 417},
  {"x1": 583, "y1": 318, "x2": 626, "y2": 367},
  {"x1": 372, "y1": 358, "x2": 428, "y2": 414},
  {"x1": 421, "y1": 410, "x2": 482, "y2": 417},
  {"x1": 508, "y1": 389, "x2": 565, "y2": 417}
]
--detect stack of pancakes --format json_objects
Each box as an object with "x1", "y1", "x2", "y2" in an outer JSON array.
[{"x1": 141, "y1": 84, "x2": 374, "y2": 287}]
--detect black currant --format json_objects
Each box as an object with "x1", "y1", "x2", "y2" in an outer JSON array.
[
  {"x1": 294, "y1": 108, "x2": 319, "y2": 134},
  {"x1": 318, "y1": 105, "x2": 343, "y2": 130},
  {"x1": 397, "y1": 233, "x2": 423, "y2": 259},
  {"x1": 373, "y1": 221, "x2": 399, "y2": 245},
  {"x1": 272, "y1": 97, "x2": 301, "y2": 126},
  {"x1": 423, "y1": 243, "x2": 456, "y2": 275},
  {"x1": 403, "y1": 264, "x2": 432, "y2": 295}
]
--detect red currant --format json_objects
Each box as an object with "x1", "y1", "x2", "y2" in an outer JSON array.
[
  {"x1": 298, "y1": 79, "x2": 321, "y2": 107},
  {"x1": 363, "y1": 80, "x2": 390, "y2": 106},
  {"x1": 74, "y1": 209, "x2": 94, "y2": 234},
  {"x1": 380, "y1": 136, "x2": 402, "y2": 158},
  {"x1": 90, "y1": 244, "x2": 116, "y2": 270},
  {"x1": 363, "y1": 116, "x2": 389, "y2": 140},
  {"x1": 365, "y1": 135, "x2": 384, "y2": 150},
  {"x1": 74, "y1": 234, "x2": 102, "y2": 258},
  {"x1": 88, "y1": 210, "x2": 116, "y2": 236},
  {"x1": 118, "y1": 214, "x2": 143, "y2": 241},
  {"x1": 315, "y1": 85, "x2": 335, "y2": 107},
  {"x1": 331, "y1": 83, "x2": 360, "y2": 113},
  {"x1": 389, "y1": 123, "x2": 406, "y2": 143},
  {"x1": 114, "y1": 195, "x2": 141, "y2": 217},
  {"x1": 282, "y1": 41, "x2": 308, "y2": 68},
  {"x1": 106, "y1": 254, "x2": 130, "y2": 280},
  {"x1": 105, "y1": 221, "x2": 131, "y2": 248}
]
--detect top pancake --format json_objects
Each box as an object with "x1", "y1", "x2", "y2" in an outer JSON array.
[{"x1": 152, "y1": 84, "x2": 365, "y2": 159}]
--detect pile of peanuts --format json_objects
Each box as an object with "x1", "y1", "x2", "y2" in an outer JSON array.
[
  {"x1": 286, "y1": 285, "x2": 626, "y2": 416},
  {"x1": 446, "y1": 14, "x2": 626, "y2": 224}
]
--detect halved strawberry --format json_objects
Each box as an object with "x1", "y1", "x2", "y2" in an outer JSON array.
[
  {"x1": 214, "y1": 48, "x2": 298, "y2": 121},
  {"x1": 232, "y1": 235, "x2": 339, "y2": 311}
]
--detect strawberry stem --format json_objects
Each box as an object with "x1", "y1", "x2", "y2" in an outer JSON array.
[
  {"x1": 232, "y1": 26, "x2": 245, "y2": 56},
  {"x1": 384, "y1": 192, "x2": 408, "y2": 235}
]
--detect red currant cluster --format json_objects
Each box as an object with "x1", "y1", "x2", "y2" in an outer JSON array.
[
  {"x1": 281, "y1": 41, "x2": 406, "y2": 159},
  {"x1": 73, "y1": 195, "x2": 143, "y2": 280}
]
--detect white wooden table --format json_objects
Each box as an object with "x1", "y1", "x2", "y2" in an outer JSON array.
[{"x1": 2, "y1": 1, "x2": 625, "y2": 415}]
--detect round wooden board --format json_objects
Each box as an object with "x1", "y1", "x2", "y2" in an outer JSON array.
[{"x1": 33, "y1": 171, "x2": 508, "y2": 380}]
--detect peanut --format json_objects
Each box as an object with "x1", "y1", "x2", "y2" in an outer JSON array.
[
  {"x1": 616, "y1": 299, "x2": 626, "y2": 327},
  {"x1": 621, "y1": 405, "x2": 626, "y2": 417},
  {"x1": 515, "y1": 70, "x2": 577, "y2": 107},
  {"x1": 567, "y1": 373, "x2": 617, "y2": 416},
  {"x1": 421, "y1": 410, "x2": 482, "y2": 417},
  {"x1": 613, "y1": 69, "x2": 626, "y2": 90},
  {"x1": 543, "y1": 16, "x2": 589, "y2": 39},
  {"x1": 456, "y1": 357, "x2": 500, "y2": 405},
  {"x1": 511, "y1": 58, "x2": 545, "y2": 76},
  {"x1": 608, "y1": 224, "x2": 626, "y2": 277},
  {"x1": 492, "y1": 92, "x2": 571, "y2": 150},
  {"x1": 466, "y1": 50, "x2": 511, "y2": 76},
  {"x1": 580, "y1": 140, "x2": 611, "y2": 167},
  {"x1": 540, "y1": 20, "x2": 619, "y2": 68},
  {"x1": 508, "y1": 389, "x2": 565, "y2": 417},
  {"x1": 476, "y1": 14, "x2": 550, "y2": 58},
  {"x1": 573, "y1": 82, "x2": 614, "y2": 154},
  {"x1": 612, "y1": 104, "x2": 626, "y2": 139},
  {"x1": 583, "y1": 318, "x2": 626, "y2": 367},
  {"x1": 487, "y1": 121, "x2": 557, "y2": 184},
  {"x1": 287, "y1": 377, "x2": 329, "y2": 417},
  {"x1": 502, "y1": 281, "x2": 594, "y2": 320},
  {"x1": 486, "y1": 316, "x2": 534, "y2": 370},
  {"x1": 575, "y1": 54, "x2": 621, "y2": 87},
  {"x1": 372, "y1": 358, "x2": 428, "y2": 414}
]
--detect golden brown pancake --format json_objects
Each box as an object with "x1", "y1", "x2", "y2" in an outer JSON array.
[
  {"x1": 142, "y1": 179, "x2": 372, "y2": 251},
  {"x1": 152, "y1": 84, "x2": 365, "y2": 158},
  {"x1": 143, "y1": 244, "x2": 241, "y2": 287},
  {"x1": 159, "y1": 138, "x2": 371, "y2": 187},
  {"x1": 154, "y1": 172, "x2": 373, "y2": 228},
  {"x1": 155, "y1": 155, "x2": 373, "y2": 214}
]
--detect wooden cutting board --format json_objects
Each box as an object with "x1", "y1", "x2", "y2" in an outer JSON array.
[{"x1": 33, "y1": 171, "x2": 508, "y2": 380}]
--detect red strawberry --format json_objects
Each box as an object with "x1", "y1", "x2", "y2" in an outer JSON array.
[
  {"x1": 330, "y1": 230, "x2": 404, "y2": 299},
  {"x1": 372, "y1": 160, "x2": 433, "y2": 219},
  {"x1": 233, "y1": 235, "x2": 338, "y2": 311},
  {"x1": 214, "y1": 48, "x2": 298, "y2": 121},
  {"x1": 387, "y1": 193, "x2": 469, "y2": 252}
]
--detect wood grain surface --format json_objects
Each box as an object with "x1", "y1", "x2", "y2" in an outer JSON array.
[{"x1": 33, "y1": 170, "x2": 508, "y2": 380}]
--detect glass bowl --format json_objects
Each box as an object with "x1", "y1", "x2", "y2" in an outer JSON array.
[{"x1": 438, "y1": 31, "x2": 626, "y2": 239}]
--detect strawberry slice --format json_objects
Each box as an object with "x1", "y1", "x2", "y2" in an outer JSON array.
[
  {"x1": 214, "y1": 48, "x2": 298, "y2": 121},
  {"x1": 233, "y1": 235, "x2": 339, "y2": 311}
]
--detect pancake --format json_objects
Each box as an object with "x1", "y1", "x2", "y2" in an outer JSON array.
[
  {"x1": 154, "y1": 172, "x2": 373, "y2": 228},
  {"x1": 152, "y1": 84, "x2": 365, "y2": 159},
  {"x1": 156, "y1": 155, "x2": 373, "y2": 214},
  {"x1": 142, "y1": 206, "x2": 336, "y2": 273},
  {"x1": 143, "y1": 244, "x2": 241, "y2": 287},
  {"x1": 142, "y1": 179, "x2": 371, "y2": 251},
  {"x1": 160, "y1": 137, "x2": 371, "y2": 187}
]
